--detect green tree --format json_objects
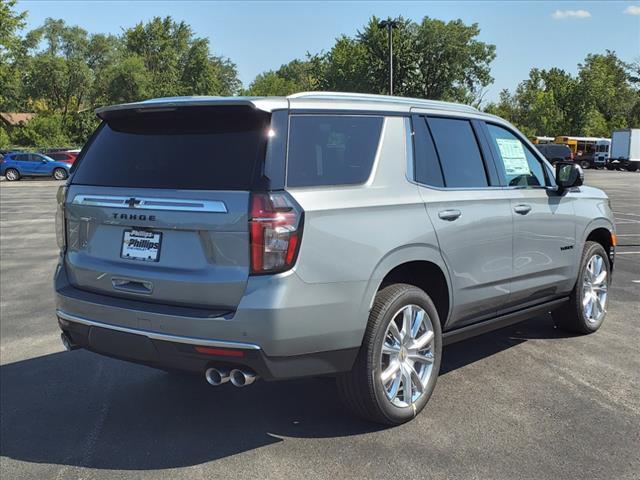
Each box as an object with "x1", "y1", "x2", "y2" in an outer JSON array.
[
  {"x1": 0, "y1": 0, "x2": 27, "y2": 110},
  {"x1": 413, "y1": 17, "x2": 495, "y2": 104},
  {"x1": 488, "y1": 51, "x2": 638, "y2": 136},
  {"x1": 577, "y1": 51, "x2": 638, "y2": 132},
  {"x1": 122, "y1": 16, "x2": 240, "y2": 98}
]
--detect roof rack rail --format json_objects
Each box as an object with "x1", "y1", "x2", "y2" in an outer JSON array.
[{"x1": 287, "y1": 91, "x2": 479, "y2": 113}]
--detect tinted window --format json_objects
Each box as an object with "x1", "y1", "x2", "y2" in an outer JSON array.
[
  {"x1": 413, "y1": 116, "x2": 444, "y2": 187},
  {"x1": 287, "y1": 115, "x2": 383, "y2": 187},
  {"x1": 49, "y1": 153, "x2": 65, "y2": 161},
  {"x1": 486, "y1": 124, "x2": 547, "y2": 187},
  {"x1": 427, "y1": 117, "x2": 487, "y2": 188},
  {"x1": 72, "y1": 106, "x2": 270, "y2": 190}
]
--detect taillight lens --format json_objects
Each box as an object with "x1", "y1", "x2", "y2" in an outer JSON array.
[
  {"x1": 249, "y1": 192, "x2": 303, "y2": 274},
  {"x1": 55, "y1": 185, "x2": 67, "y2": 250}
]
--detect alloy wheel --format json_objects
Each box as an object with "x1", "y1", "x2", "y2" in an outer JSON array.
[
  {"x1": 582, "y1": 254, "x2": 608, "y2": 323},
  {"x1": 380, "y1": 304, "x2": 435, "y2": 408}
]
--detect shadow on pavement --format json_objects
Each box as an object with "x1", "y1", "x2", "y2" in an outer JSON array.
[{"x1": 0, "y1": 314, "x2": 568, "y2": 470}]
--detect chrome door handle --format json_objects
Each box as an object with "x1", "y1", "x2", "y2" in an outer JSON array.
[
  {"x1": 514, "y1": 204, "x2": 532, "y2": 215},
  {"x1": 438, "y1": 209, "x2": 462, "y2": 221}
]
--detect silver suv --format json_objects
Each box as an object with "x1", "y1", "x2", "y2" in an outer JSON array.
[{"x1": 54, "y1": 92, "x2": 616, "y2": 425}]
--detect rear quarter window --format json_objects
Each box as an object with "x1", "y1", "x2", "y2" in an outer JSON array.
[{"x1": 286, "y1": 115, "x2": 383, "y2": 187}]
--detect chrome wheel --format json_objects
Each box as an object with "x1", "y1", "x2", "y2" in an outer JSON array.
[
  {"x1": 582, "y1": 254, "x2": 608, "y2": 323},
  {"x1": 54, "y1": 168, "x2": 67, "y2": 180},
  {"x1": 380, "y1": 304, "x2": 435, "y2": 408},
  {"x1": 5, "y1": 169, "x2": 18, "y2": 181}
]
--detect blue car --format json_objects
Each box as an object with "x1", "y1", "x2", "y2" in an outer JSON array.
[{"x1": 0, "y1": 152, "x2": 72, "y2": 181}]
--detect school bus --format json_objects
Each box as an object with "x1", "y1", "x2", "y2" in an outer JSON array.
[
  {"x1": 529, "y1": 136, "x2": 555, "y2": 144},
  {"x1": 554, "y1": 136, "x2": 606, "y2": 168}
]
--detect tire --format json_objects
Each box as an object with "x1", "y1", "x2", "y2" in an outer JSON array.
[
  {"x1": 627, "y1": 164, "x2": 639, "y2": 172},
  {"x1": 53, "y1": 168, "x2": 68, "y2": 180},
  {"x1": 337, "y1": 283, "x2": 442, "y2": 425},
  {"x1": 4, "y1": 168, "x2": 20, "y2": 181},
  {"x1": 552, "y1": 241, "x2": 610, "y2": 334},
  {"x1": 606, "y1": 163, "x2": 615, "y2": 171},
  {"x1": 580, "y1": 160, "x2": 591, "y2": 169}
]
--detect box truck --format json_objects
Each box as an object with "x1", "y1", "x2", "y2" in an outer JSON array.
[{"x1": 607, "y1": 129, "x2": 640, "y2": 171}]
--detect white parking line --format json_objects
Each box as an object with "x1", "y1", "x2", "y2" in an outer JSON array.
[
  {"x1": 615, "y1": 251, "x2": 640, "y2": 255},
  {"x1": 614, "y1": 212, "x2": 640, "y2": 217},
  {"x1": 617, "y1": 234, "x2": 640, "y2": 237}
]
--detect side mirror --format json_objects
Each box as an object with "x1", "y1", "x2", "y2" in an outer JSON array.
[{"x1": 555, "y1": 162, "x2": 583, "y2": 193}]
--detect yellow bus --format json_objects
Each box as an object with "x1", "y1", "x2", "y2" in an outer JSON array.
[
  {"x1": 555, "y1": 136, "x2": 608, "y2": 168},
  {"x1": 529, "y1": 136, "x2": 555, "y2": 144},
  {"x1": 554, "y1": 136, "x2": 602, "y2": 156}
]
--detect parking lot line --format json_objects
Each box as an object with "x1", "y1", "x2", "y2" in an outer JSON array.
[
  {"x1": 614, "y1": 212, "x2": 640, "y2": 217},
  {"x1": 615, "y1": 251, "x2": 640, "y2": 255}
]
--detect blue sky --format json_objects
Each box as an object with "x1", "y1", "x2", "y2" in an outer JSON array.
[{"x1": 17, "y1": 1, "x2": 640, "y2": 102}]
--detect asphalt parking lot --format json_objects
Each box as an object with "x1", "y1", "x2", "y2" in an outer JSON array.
[{"x1": 0, "y1": 170, "x2": 638, "y2": 480}]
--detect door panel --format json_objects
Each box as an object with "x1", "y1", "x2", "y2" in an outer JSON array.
[
  {"x1": 481, "y1": 121, "x2": 578, "y2": 312},
  {"x1": 502, "y1": 190, "x2": 576, "y2": 311},
  {"x1": 420, "y1": 188, "x2": 514, "y2": 328}
]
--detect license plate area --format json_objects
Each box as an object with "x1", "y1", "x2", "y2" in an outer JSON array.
[{"x1": 121, "y1": 229, "x2": 162, "y2": 262}]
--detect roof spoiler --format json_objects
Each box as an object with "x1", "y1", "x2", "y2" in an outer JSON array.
[{"x1": 95, "y1": 97, "x2": 286, "y2": 120}]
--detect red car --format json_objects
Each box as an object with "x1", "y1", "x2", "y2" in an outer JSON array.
[{"x1": 47, "y1": 151, "x2": 77, "y2": 164}]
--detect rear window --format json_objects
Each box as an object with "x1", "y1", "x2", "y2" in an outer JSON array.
[
  {"x1": 72, "y1": 106, "x2": 270, "y2": 190},
  {"x1": 286, "y1": 115, "x2": 383, "y2": 187}
]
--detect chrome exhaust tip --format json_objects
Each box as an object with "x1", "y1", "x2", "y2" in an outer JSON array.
[
  {"x1": 229, "y1": 368, "x2": 257, "y2": 387},
  {"x1": 205, "y1": 367, "x2": 230, "y2": 386},
  {"x1": 60, "y1": 332, "x2": 78, "y2": 351}
]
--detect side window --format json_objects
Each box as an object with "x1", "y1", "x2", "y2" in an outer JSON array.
[
  {"x1": 412, "y1": 115, "x2": 444, "y2": 187},
  {"x1": 287, "y1": 115, "x2": 383, "y2": 187},
  {"x1": 427, "y1": 117, "x2": 488, "y2": 188},
  {"x1": 14, "y1": 154, "x2": 28, "y2": 162},
  {"x1": 486, "y1": 123, "x2": 548, "y2": 187}
]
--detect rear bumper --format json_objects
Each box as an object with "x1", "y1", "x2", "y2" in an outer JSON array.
[
  {"x1": 57, "y1": 311, "x2": 357, "y2": 380},
  {"x1": 54, "y1": 261, "x2": 365, "y2": 379}
]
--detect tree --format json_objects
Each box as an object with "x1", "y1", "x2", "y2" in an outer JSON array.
[
  {"x1": 0, "y1": 0, "x2": 27, "y2": 110},
  {"x1": 577, "y1": 51, "x2": 638, "y2": 132},
  {"x1": 247, "y1": 15, "x2": 496, "y2": 102},
  {"x1": 245, "y1": 56, "x2": 322, "y2": 95},
  {"x1": 414, "y1": 17, "x2": 495, "y2": 104},
  {"x1": 485, "y1": 51, "x2": 638, "y2": 136},
  {"x1": 122, "y1": 16, "x2": 240, "y2": 98}
]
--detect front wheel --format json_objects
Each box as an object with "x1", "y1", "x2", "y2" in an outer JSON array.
[
  {"x1": 337, "y1": 284, "x2": 442, "y2": 425},
  {"x1": 553, "y1": 241, "x2": 610, "y2": 334},
  {"x1": 53, "y1": 168, "x2": 68, "y2": 180},
  {"x1": 580, "y1": 160, "x2": 591, "y2": 169}
]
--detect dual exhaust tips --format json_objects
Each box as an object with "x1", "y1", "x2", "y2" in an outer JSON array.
[{"x1": 205, "y1": 367, "x2": 257, "y2": 387}]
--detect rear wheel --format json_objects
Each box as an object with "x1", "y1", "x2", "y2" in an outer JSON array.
[
  {"x1": 337, "y1": 284, "x2": 442, "y2": 425},
  {"x1": 53, "y1": 168, "x2": 68, "y2": 180},
  {"x1": 580, "y1": 160, "x2": 591, "y2": 169},
  {"x1": 553, "y1": 241, "x2": 610, "y2": 334},
  {"x1": 4, "y1": 168, "x2": 20, "y2": 181},
  {"x1": 627, "y1": 164, "x2": 639, "y2": 172}
]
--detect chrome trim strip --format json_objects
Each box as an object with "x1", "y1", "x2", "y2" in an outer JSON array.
[
  {"x1": 56, "y1": 309, "x2": 261, "y2": 350},
  {"x1": 71, "y1": 195, "x2": 228, "y2": 213}
]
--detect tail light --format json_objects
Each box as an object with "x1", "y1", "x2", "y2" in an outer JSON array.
[
  {"x1": 249, "y1": 192, "x2": 303, "y2": 274},
  {"x1": 55, "y1": 185, "x2": 67, "y2": 250}
]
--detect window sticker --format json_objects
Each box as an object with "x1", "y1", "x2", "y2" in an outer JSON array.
[{"x1": 496, "y1": 138, "x2": 530, "y2": 175}]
